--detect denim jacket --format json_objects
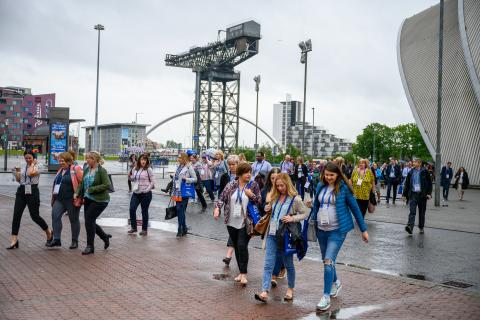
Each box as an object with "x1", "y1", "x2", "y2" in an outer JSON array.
[{"x1": 311, "y1": 181, "x2": 367, "y2": 233}]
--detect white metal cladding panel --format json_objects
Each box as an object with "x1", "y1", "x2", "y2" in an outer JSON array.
[
  {"x1": 399, "y1": 0, "x2": 480, "y2": 185},
  {"x1": 464, "y1": 0, "x2": 480, "y2": 82}
]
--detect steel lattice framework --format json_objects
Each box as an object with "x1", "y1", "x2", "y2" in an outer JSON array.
[{"x1": 165, "y1": 21, "x2": 260, "y2": 152}]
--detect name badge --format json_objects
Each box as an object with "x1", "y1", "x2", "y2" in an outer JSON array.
[
  {"x1": 356, "y1": 178, "x2": 363, "y2": 186},
  {"x1": 233, "y1": 203, "x2": 242, "y2": 218},
  {"x1": 200, "y1": 169, "x2": 205, "y2": 176},
  {"x1": 304, "y1": 181, "x2": 310, "y2": 189},
  {"x1": 446, "y1": 174, "x2": 449, "y2": 179},
  {"x1": 53, "y1": 184, "x2": 61, "y2": 195},
  {"x1": 298, "y1": 172, "x2": 303, "y2": 178},
  {"x1": 25, "y1": 184, "x2": 32, "y2": 195},
  {"x1": 414, "y1": 184, "x2": 421, "y2": 192},
  {"x1": 319, "y1": 208, "x2": 329, "y2": 225},
  {"x1": 174, "y1": 180, "x2": 179, "y2": 190},
  {"x1": 269, "y1": 219, "x2": 277, "y2": 235},
  {"x1": 132, "y1": 182, "x2": 139, "y2": 192}
]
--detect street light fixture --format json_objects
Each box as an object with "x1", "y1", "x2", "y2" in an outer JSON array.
[
  {"x1": 93, "y1": 24, "x2": 105, "y2": 152},
  {"x1": 299, "y1": 38, "x2": 312, "y2": 155},
  {"x1": 254, "y1": 75, "x2": 261, "y2": 150},
  {"x1": 311, "y1": 107, "x2": 315, "y2": 157}
]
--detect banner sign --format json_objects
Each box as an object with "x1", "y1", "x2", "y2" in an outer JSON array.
[{"x1": 49, "y1": 122, "x2": 68, "y2": 165}]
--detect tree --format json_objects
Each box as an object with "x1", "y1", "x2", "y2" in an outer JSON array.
[{"x1": 165, "y1": 140, "x2": 182, "y2": 149}]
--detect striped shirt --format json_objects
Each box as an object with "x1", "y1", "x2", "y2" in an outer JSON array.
[{"x1": 19, "y1": 164, "x2": 40, "y2": 185}]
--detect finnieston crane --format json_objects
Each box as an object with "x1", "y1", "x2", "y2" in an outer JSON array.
[{"x1": 165, "y1": 21, "x2": 261, "y2": 152}]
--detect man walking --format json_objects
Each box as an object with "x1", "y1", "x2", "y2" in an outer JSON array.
[
  {"x1": 385, "y1": 157, "x2": 401, "y2": 205},
  {"x1": 252, "y1": 151, "x2": 272, "y2": 181},
  {"x1": 403, "y1": 158, "x2": 432, "y2": 235},
  {"x1": 440, "y1": 162, "x2": 453, "y2": 206}
]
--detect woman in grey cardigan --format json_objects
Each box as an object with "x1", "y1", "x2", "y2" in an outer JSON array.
[{"x1": 172, "y1": 152, "x2": 197, "y2": 237}]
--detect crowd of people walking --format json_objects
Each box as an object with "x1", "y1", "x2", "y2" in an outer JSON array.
[{"x1": 6, "y1": 148, "x2": 471, "y2": 312}]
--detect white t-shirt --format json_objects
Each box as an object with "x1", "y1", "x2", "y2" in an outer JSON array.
[
  {"x1": 317, "y1": 186, "x2": 339, "y2": 231},
  {"x1": 228, "y1": 187, "x2": 249, "y2": 229}
]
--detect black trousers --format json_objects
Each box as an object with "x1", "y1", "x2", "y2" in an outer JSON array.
[
  {"x1": 227, "y1": 226, "x2": 251, "y2": 274},
  {"x1": 407, "y1": 194, "x2": 427, "y2": 229},
  {"x1": 84, "y1": 198, "x2": 108, "y2": 246},
  {"x1": 12, "y1": 185, "x2": 48, "y2": 235},
  {"x1": 356, "y1": 199, "x2": 369, "y2": 218},
  {"x1": 386, "y1": 181, "x2": 399, "y2": 203},
  {"x1": 442, "y1": 183, "x2": 450, "y2": 200},
  {"x1": 195, "y1": 187, "x2": 207, "y2": 208}
]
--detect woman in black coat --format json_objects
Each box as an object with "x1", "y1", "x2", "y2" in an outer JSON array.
[
  {"x1": 294, "y1": 156, "x2": 309, "y2": 201},
  {"x1": 454, "y1": 167, "x2": 469, "y2": 200}
]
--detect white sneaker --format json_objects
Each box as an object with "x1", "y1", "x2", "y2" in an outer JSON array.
[
  {"x1": 316, "y1": 295, "x2": 330, "y2": 311},
  {"x1": 330, "y1": 281, "x2": 342, "y2": 298}
]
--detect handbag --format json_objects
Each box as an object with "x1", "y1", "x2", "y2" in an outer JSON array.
[
  {"x1": 108, "y1": 174, "x2": 115, "y2": 193},
  {"x1": 247, "y1": 202, "x2": 261, "y2": 225},
  {"x1": 254, "y1": 211, "x2": 271, "y2": 236},
  {"x1": 368, "y1": 191, "x2": 376, "y2": 213},
  {"x1": 73, "y1": 197, "x2": 83, "y2": 208},
  {"x1": 181, "y1": 181, "x2": 196, "y2": 198},
  {"x1": 303, "y1": 209, "x2": 317, "y2": 242},
  {"x1": 165, "y1": 200, "x2": 177, "y2": 220}
]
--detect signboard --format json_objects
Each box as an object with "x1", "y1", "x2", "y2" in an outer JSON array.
[
  {"x1": 49, "y1": 122, "x2": 68, "y2": 165},
  {"x1": 121, "y1": 127, "x2": 129, "y2": 146}
]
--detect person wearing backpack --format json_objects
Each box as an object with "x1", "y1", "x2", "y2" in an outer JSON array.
[{"x1": 128, "y1": 154, "x2": 155, "y2": 236}]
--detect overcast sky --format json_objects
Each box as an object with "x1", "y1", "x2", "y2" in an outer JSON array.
[{"x1": 0, "y1": 0, "x2": 438, "y2": 148}]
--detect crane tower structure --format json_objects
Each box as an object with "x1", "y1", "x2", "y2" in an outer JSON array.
[{"x1": 165, "y1": 21, "x2": 261, "y2": 152}]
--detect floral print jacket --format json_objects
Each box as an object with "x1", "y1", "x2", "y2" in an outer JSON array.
[{"x1": 215, "y1": 180, "x2": 261, "y2": 225}]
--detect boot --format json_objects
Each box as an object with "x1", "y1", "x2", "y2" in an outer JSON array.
[
  {"x1": 103, "y1": 234, "x2": 112, "y2": 250},
  {"x1": 82, "y1": 246, "x2": 94, "y2": 255},
  {"x1": 46, "y1": 239, "x2": 61, "y2": 248},
  {"x1": 69, "y1": 240, "x2": 78, "y2": 249}
]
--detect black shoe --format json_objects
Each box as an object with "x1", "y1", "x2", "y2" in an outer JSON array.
[
  {"x1": 182, "y1": 227, "x2": 188, "y2": 236},
  {"x1": 161, "y1": 188, "x2": 168, "y2": 193},
  {"x1": 69, "y1": 240, "x2": 78, "y2": 250},
  {"x1": 223, "y1": 257, "x2": 231, "y2": 266},
  {"x1": 201, "y1": 206, "x2": 207, "y2": 213},
  {"x1": 405, "y1": 226, "x2": 413, "y2": 235},
  {"x1": 176, "y1": 227, "x2": 183, "y2": 238},
  {"x1": 419, "y1": 228, "x2": 425, "y2": 234},
  {"x1": 82, "y1": 246, "x2": 94, "y2": 255},
  {"x1": 103, "y1": 234, "x2": 112, "y2": 250},
  {"x1": 6, "y1": 241, "x2": 19, "y2": 250},
  {"x1": 46, "y1": 239, "x2": 62, "y2": 248}
]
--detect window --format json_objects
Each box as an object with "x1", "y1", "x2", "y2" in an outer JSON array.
[
  {"x1": 28, "y1": 101, "x2": 33, "y2": 106},
  {"x1": 8, "y1": 106, "x2": 14, "y2": 111},
  {"x1": 14, "y1": 112, "x2": 21, "y2": 117},
  {"x1": 0, "y1": 111, "x2": 5, "y2": 115},
  {"x1": 22, "y1": 107, "x2": 29, "y2": 112},
  {"x1": 0, "y1": 99, "x2": 6, "y2": 104},
  {"x1": 23, "y1": 118, "x2": 29, "y2": 123},
  {"x1": 27, "y1": 124, "x2": 32, "y2": 129},
  {"x1": 12, "y1": 100, "x2": 18, "y2": 105}
]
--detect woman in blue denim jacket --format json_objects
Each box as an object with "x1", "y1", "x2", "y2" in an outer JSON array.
[{"x1": 310, "y1": 162, "x2": 369, "y2": 311}]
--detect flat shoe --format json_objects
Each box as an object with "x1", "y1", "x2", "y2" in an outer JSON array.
[
  {"x1": 271, "y1": 279, "x2": 277, "y2": 288},
  {"x1": 284, "y1": 294, "x2": 294, "y2": 301},
  {"x1": 254, "y1": 293, "x2": 268, "y2": 303}
]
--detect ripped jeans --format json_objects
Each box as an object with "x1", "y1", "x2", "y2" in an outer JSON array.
[{"x1": 316, "y1": 229, "x2": 347, "y2": 296}]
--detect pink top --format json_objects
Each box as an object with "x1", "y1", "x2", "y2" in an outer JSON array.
[{"x1": 130, "y1": 167, "x2": 155, "y2": 193}]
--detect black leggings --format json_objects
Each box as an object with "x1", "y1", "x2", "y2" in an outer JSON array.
[
  {"x1": 227, "y1": 226, "x2": 251, "y2": 274},
  {"x1": 84, "y1": 198, "x2": 108, "y2": 246},
  {"x1": 11, "y1": 185, "x2": 48, "y2": 235},
  {"x1": 356, "y1": 199, "x2": 369, "y2": 218}
]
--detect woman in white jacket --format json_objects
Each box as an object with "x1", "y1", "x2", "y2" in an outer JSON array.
[{"x1": 172, "y1": 152, "x2": 197, "y2": 237}]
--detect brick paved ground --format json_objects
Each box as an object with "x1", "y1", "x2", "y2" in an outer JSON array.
[{"x1": 0, "y1": 194, "x2": 479, "y2": 320}]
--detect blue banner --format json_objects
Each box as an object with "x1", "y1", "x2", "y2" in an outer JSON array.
[{"x1": 49, "y1": 122, "x2": 68, "y2": 165}]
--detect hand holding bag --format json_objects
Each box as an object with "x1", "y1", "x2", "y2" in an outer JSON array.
[{"x1": 254, "y1": 210, "x2": 271, "y2": 236}]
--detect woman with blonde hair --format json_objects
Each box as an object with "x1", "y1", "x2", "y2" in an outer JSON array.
[
  {"x1": 213, "y1": 150, "x2": 228, "y2": 197},
  {"x1": 171, "y1": 152, "x2": 197, "y2": 237},
  {"x1": 47, "y1": 152, "x2": 83, "y2": 249},
  {"x1": 254, "y1": 173, "x2": 308, "y2": 303},
  {"x1": 74, "y1": 151, "x2": 112, "y2": 255},
  {"x1": 351, "y1": 158, "x2": 375, "y2": 217}
]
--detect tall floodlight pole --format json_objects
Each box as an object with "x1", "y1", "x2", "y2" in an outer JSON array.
[
  {"x1": 254, "y1": 75, "x2": 261, "y2": 150},
  {"x1": 311, "y1": 107, "x2": 315, "y2": 157},
  {"x1": 3, "y1": 119, "x2": 8, "y2": 171},
  {"x1": 299, "y1": 39, "x2": 312, "y2": 155},
  {"x1": 434, "y1": 1, "x2": 444, "y2": 207},
  {"x1": 93, "y1": 24, "x2": 104, "y2": 151}
]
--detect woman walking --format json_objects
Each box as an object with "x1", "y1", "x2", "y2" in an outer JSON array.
[
  {"x1": 214, "y1": 162, "x2": 261, "y2": 285},
  {"x1": 172, "y1": 152, "x2": 197, "y2": 237},
  {"x1": 254, "y1": 173, "x2": 308, "y2": 303},
  {"x1": 128, "y1": 154, "x2": 155, "y2": 236},
  {"x1": 127, "y1": 154, "x2": 137, "y2": 193},
  {"x1": 213, "y1": 150, "x2": 228, "y2": 197},
  {"x1": 372, "y1": 162, "x2": 382, "y2": 203},
  {"x1": 294, "y1": 156, "x2": 308, "y2": 201},
  {"x1": 351, "y1": 159, "x2": 375, "y2": 217},
  {"x1": 7, "y1": 150, "x2": 53, "y2": 249},
  {"x1": 311, "y1": 162, "x2": 369, "y2": 311},
  {"x1": 454, "y1": 167, "x2": 469, "y2": 200},
  {"x1": 220, "y1": 155, "x2": 240, "y2": 266},
  {"x1": 47, "y1": 152, "x2": 83, "y2": 249},
  {"x1": 74, "y1": 152, "x2": 112, "y2": 255}
]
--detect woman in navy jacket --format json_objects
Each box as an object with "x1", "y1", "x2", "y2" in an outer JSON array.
[{"x1": 310, "y1": 162, "x2": 369, "y2": 311}]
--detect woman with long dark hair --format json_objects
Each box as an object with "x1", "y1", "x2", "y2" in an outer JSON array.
[
  {"x1": 127, "y1": 154, "x2": 137, "y2": 193},
  {"x1": 294, "y1": 156, "x2": 308, "y2": 201},
  {"x1": 310, "y1": 162, "x2": 369, "y2": 311},
  {"x1": 7, "y1": 150, "x2": 53, "y2": 249},
  {"x1": 128, "y1": 154, "x2": 155, "y2": 236},
  {"x1": 454, "y1": 167, "x2": 469, "y2": 200}
]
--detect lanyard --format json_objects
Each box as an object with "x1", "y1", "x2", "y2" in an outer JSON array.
[
  {"x1": 175, "y1": 165, "x2": 184, "y2": 180},
  {"x1": 358, "y1": 169, "x2": 366, "y2": 179},
  {"x1": 320, "y1": 187, "x2": 333, "y2": 209},
  {"x1": 24, "y1": 165, "x2": 31, "y2": 184},
  {"x1": 273, "y1": 196, "x2": 289, "y2": 221},
  {"x1": 55, "y1": 168, "x2": 68, "y2": 185},
  {"x1": 135, "y1": 169, "x2": 144, "y2": 181},
  {"x1": 236, "y1": 183, "x2": 247, "y2": 205},
  {"x1": 254, "y1": 161, "x2": 264, "y2": 175}
]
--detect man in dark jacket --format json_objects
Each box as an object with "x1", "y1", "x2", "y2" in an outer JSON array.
[
  {"x1": 440, "y1": 162, "x2": 453, "y2": 206},
  {"x1": 403, "y1": 158, "x2": 432, "y2": 235},
  {"x1": 385, "y1": 157, "x2": 401, "y2": 205}
]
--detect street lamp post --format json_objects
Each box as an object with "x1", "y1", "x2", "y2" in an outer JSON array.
[
  {"x1": 93, "y1": 24, "x2": 104, "y2": 152},
  {"x1": 299, "y1": 39, "x2": 312, "y2": 156},
  {"x1": 311, "y1": 107, "x2": 315, "y2": 157},
  {"x1": 253, "y1": 75, "x2": 261, "y2": 151},
  {"x1": 3, "y1": 119, "x2": 8, "y2": 171},
  {"x1": 135, "y1": 112, "x2": 143, "y2": 148},
  {"x1": 434, "y1": 0, "x2": 444, "y2": 207}
]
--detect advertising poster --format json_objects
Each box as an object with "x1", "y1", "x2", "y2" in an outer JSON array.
[
  {"x1": 121, "y1": 127, "x2": 129, "y2": 146},
  {"x1": 49, "y1": 122, "x2": 68, "y2": 165}
]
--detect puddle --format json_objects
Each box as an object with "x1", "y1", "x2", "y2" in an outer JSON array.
[
  {"x1": 300, "y1": 304, "x2": 383, "y2": 319},
  {"x1": 212, "y1": 274, "x2": 230, "y2": 281},
  {"x1": 97, "y1": 218, "x2": 177, "y2": 233}
]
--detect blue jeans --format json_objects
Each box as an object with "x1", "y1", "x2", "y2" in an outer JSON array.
[
  {"x1": 296, "y1": 180, "x2": 305, "y2": 201},
  {"x1": 261, "y1": 235, "x2": 295, "y2": 292},
  {"x1": 176, "y1": 197, "x2": 189, "y2": 233},
  {"x1": 129, "y1": 192, "x2": 152, "y2": 231},
  {"x1": 317, "y1": 229, "x2": 347, "y2": 296}
]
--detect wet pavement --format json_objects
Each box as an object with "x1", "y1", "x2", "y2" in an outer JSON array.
[{"x1": 1, "y1": 170, "x2": 480, "y2": 297}]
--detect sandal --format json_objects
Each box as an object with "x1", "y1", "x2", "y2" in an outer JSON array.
[
  {"x1": 234, "y1": 275, "x2": 242, "y2": 282},
  {"x1": 240, "y1": 276, "x2": 248, "y2": 286},
  {"x1": 254, "y1": 293, "x2": 268, "y2": 303},
  {"x1": 284, "y1": 289, "x2": 294, "y2": 301}
]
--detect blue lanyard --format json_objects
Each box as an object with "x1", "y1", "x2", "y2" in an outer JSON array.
[
  {"x1": 254, "y1": 161, "x2": 264, "y2": 175},
  {"x1": 236, "y1": 183, "x2": 247, "y2": 205},
  {"x1": 24, "y1": 165, "x2": 31, "y2": 184},
  {"x1": 320, "y1": 188, "x2": 333, "y2": 209},
  {"x1": 55, "y1": 169, "x2": 67, "y2": 185},
  {"x1": 175, "y1": 165, "x2": 184, "y2": 180},
  {"x1": 273, "y1": 196, "x2": 289, "y2": 221},
  {"x1": 135, "y1": 169, "x2": 144, "y2": 181}
]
